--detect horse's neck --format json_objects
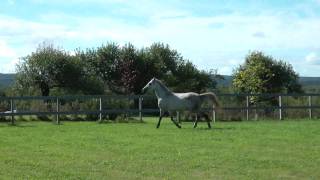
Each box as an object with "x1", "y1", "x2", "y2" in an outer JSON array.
[{"x1": 154, "y1": 82, "x2": 172, "y2": 99}]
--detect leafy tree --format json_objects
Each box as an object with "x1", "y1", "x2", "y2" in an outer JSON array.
[
  {"x1": 52, "y1": 42, "x2": 219, "y2": 95},
  {"x1": 0, "y1": 89, "x2": 5, "y2": 97},
  {"x1": 81, "y1": 43, "x2": 139, "y2": 94},
  {"x1": 117, "y1": 44, "x2": 142, "y2": 94},
  {"x1": 163, "y1": 61, "x2": 211, "y2": 92},
  {"x1": 14, "y1": 43, "x2": 103, "y2": 96},
  {"x1": 136, "y1": 43, "x2": 181, "y2": 92},
  {"x1": 233, "y1": 51, "x2": 303, "y2": 104},
  {"x1": 140, "y1": 43, "x2": 217, "y2": 93}
]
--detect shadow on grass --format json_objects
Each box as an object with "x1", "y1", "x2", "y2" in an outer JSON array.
[
  {"x1": 194, "y1": 126, "x2": 235, "y2": 131},
  {"x1": 14, "y1": 124, "x2": 37, "y2": 128},
  {"x1": 0, "y1": 123, "x2": 36, "y2": 128},
  {"x1": 98, "y1": 119, "x2": 146, "y2": 124}
]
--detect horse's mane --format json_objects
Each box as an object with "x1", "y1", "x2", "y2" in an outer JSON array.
[{"x1": 154, "y1": 79, "x2": 172, "y2": 95}]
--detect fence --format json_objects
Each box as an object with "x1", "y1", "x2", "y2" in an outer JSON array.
[
  {"x1": 0, "y1": 93, "x2": 320, "y2": 125},
  {"x1": 218, "y1": 93, "x2": 320, "y2": 121}
]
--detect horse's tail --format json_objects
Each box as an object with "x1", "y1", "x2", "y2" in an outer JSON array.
[{"x1": 200, "y1": 92, "x2": 220, "y2": 109}]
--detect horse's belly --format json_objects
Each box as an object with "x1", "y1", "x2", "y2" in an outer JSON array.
[
  {"x1": 167, "y1": 98, "x2": 194, "y2": 111},
  {"x1": 158, "y1": 96, "x2": 199, "y2": 111}
]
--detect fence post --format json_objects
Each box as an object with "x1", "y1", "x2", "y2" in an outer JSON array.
[
  {"x1": 212, "y1": 109, "x2": 216, "y2": 123},
  {"x1": 10, "y1": 98, "x2": 15, "y2": 125},
  {"x1": 279, "y1": 95, "x2": 282, "y2": 120},
  {"x1": 246, "y1": 95, "x2": 249, "y2": 121},
  {"x1": 308, "y1": 96, "x2": 312, "y2": 119},
  {"x1": 139, "y1": 96, "x2": 143, "y2": 122},
  {"x1": 56, "y1": 97, "x2": 60, "y2": 124},
  {"x1": 177, "y1": 111, "x2": 180, "y2": 123},
  {"x1": 99, "y1": 97, "x2": 102, "y2": 122}
]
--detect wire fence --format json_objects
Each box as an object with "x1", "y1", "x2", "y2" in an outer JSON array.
[{"x1": 0, "y1": 93, "x2": 320, "y2": 125}]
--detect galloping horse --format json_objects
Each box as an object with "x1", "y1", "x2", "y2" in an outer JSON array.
[{"x1": 141, "y1": 78, "x2": 220, "y2": 128}]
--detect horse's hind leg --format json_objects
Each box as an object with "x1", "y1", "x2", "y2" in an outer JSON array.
[
  {"x1": 193, "y1": 114, "x2": 198, "y2": 128},
  {"x1": 169, "y1": 111, "x2": 181, "y2": 128},
  {"x1": 157, "y1": 116, "x2": 162, "y2": 128},
  {"x1": 207, "y1": 121, "x2": 212, "y2": 128},
  {"x1": 156, "y1": 109, "x2": 163, "y2": 128},
  {"x1": 204, "y1": 113, "x2": 212, "y2": 129},
  {"x1": 171, "y1": 117, "x2": 181, "y2": 128}
]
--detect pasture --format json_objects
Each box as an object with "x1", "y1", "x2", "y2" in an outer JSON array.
[{"x1": 0, "y1": 118, "x2": 320, "y2": 179}]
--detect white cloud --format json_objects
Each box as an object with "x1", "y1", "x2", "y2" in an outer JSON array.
[
  {"x1": 2, "y1": 12, "x2": 320, "y2": 51},
  {"x1": 0, "y1": 40, "x2": 19, "y2": 73},
  {"x1": 305, "y1": 52, "x2": 320, "y2": 64},
  {"x1": 252, "y1": 31, "x2": 266, "y2": 38},
  {"x1": 0, "y1": 40, "x2": 17, "y2": 58},
  {"x1": 7, "y1": 0, "x2": 14, "y2": 5},
  {"x1": 0, "y1": 58, "x2": 19, "y2": 73},
  {"x1": 219, "y1": 66, "x2": 233, "y2": 75},
  {"x1": 1, "y1": 6, "x2": 320, "y2": 75}
]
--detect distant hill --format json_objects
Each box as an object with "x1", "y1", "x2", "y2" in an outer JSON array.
[
  {"x1": 216, "y1": 75, "x2": 233, "y2": 87},
  {"x1": 0, "y1": 73, "x2": 15, "y2": 89},
  {"x1": 216, "y1": 75, "x2": 320, "y2": 87},
  {"x1": 298, "y1": 77, "x2": 320, "y2": 86},
  {"x1": 0, "y1": 73, "x2": 319, "y2": 90}
]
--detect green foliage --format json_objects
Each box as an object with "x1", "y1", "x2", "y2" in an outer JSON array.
[
  {"x1": 79, "y1": 43, "x2": 121, "y2": 93},
  {"x1": 0, "y1": 91, "x2": 8, "y2": 121},
  {"x1": 233, "y1": 51, "x2": 303, "y2": 104},
  {"x1": 141, "y1": 43, "x2": 218, "y2": 93},
  {"x1": 82, "y1": 42, "x2": 217, "y2": 94},
  {"x1": 13, "y1": 42, "x2": 104, "y2": 96},
  {"x1": 13, "y1": 42, "x2": 218, "y2": 97},
  {"x1": 0, "y1": 89, "x2": 5, "y2": 97}
]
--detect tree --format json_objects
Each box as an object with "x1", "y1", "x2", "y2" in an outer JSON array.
[
  {"x1": 118, "y1": 44, "x2": 141, "y2": 94},
  {"x1": 141, "y1": 43, "x2": 217, "y2": 93},
  {"x1": 77, "y1": 42, "x2": 219, "y2": 95},
  {"x1": 14, "y1": 43, "x2": 103, "y2": 96},
  {"x1": 233, "y1": 51, "x2": 303, "y2": 104},
  {"x1": 82, "y1": 43, "x2": 140, "y2": 94}
]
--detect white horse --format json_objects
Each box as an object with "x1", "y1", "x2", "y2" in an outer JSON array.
[{"x1": 141, "y1": 78, "x2": 220, "y2": 128}]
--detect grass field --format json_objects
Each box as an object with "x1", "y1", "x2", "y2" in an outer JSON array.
[{"x1": 0, "y1": 118, "x2": 320, "y2": 179}]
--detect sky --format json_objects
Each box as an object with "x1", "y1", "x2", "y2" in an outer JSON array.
[{"x1": 0, "y1": 0, "x2": 320, "y2": 76}]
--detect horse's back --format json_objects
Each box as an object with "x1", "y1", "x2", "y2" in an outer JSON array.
[
  {"x1": 174, "y1": 92, "x2": 199, "y2": 99},
  {"x1": 169, "y1": 92, "x2": 202, "y2": 111}
]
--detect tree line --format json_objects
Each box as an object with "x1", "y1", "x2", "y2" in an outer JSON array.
[
  {"x1": 4, "y1": 41, "x2": 303, "y2": 102},
  {"x1": 11, "y1": 42, "x2": 219, "y2": 97}
]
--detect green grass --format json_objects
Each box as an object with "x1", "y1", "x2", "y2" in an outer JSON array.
[{"x1": 0, "y1": 118, "x2": 320, "y2": 179}]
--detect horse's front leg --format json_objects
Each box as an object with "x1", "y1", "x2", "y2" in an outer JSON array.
[
  {"x1": 169, "y1": 111, "x2": 181, "y2": 128},
  {"x1": 193, "y1": 113, "x2": 198, "y2": 128},
  {"x1": 204, "y1": 113, "x2": 212, "y2": 129},
  {"x1": 156, "y1": 109, "x2": 163, "y2": 128}
]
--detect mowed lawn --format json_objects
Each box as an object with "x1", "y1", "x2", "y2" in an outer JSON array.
[{"x1": 0, "y1": 118, "x2": 320, "y2": 179}]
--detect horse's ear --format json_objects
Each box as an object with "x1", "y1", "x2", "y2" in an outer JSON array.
[{"x1": 151, "y1": 77, "x2": 157, "y2": 84}]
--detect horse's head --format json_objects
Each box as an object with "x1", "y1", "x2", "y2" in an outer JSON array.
[{"x1": 141, "y1": 78, "x2": 157, "y2": 94}]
